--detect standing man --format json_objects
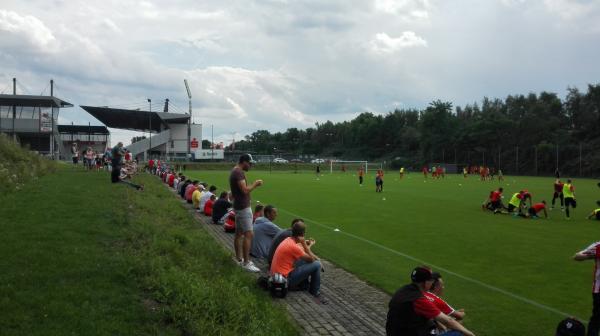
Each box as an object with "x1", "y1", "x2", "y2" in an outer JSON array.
[
  {"x1": 573, "y1": 241, "x2": 600, "y2": 335},
  {"x1": 230, "y1": 154, "x2": 263, "y2": 272},
  {"x1": 552, "y1": 179, "x2": 565, "y2": 211},
  {"x1": 564, "y1": 179, "x2": 577, "y2": 219},
  {"x1": 358, "y1": 167, "x2": 365, "y2": 186},
  {"x1": 386, "y1": 266, "x2": 476, "y2": 336},
  {"x1": 110, "y1": 142, "x2": 125, "y2": 183},
  {"x1": 71, "y1": 142, "x2": 79, "y2": 167},
  {"x1": 399, "y1": 167, "x2": 405, "y2": 179}
]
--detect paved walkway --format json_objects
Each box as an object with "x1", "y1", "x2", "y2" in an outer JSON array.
[{"x1": 169, "y1": 188, "x2": 390, "y2": 336}]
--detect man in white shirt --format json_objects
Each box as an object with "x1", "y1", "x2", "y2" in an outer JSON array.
[{"x1": 200, "y1": 185, "x2": 217, "y2": 212}]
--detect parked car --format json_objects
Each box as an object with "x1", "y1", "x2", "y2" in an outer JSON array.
[
  {"x1": 273, "y1": 158, "x2": 289, "y2": 163},
  {"x1": 290, "y1": 159, "x2": 304, "y2": 163},
  {"x1": 311, "y1": 158, "x2": 325, "y2": 164}
]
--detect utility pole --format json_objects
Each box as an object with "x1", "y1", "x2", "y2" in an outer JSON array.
[
  {"x1": 50, "y1": 79, "x2": 54, "y2": 158},
  {"x1": 148, "y1": 99, "x2": 152, "y2": 160},
  {"x1": 12, "y1": 77, "x2": 16, "y2": 141},
  {"x1": 211, "y1": 124, "x2": 214, "y2": 162},
  {"x1": 184, "y1": 79, "x2": 192, "y2": 162}
]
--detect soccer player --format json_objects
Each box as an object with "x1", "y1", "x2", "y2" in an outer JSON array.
[
  {"x1": 587, "y1": 204, "x2": 600, "y2": 220},
  {"x1": 463, "y1": 167, "x2": 468, "y2": 178},
  {"x1": 358, "y1": 167, "x2": 365, "y2": 186},
  {"x1": 316, "y1": 165, "x2": 320, "y2": 177},
  {"x1": 498, "y1": 169, "x2": 504, "y2": 181},
  {"x1": 375, "y1": 170, "x2": 384, "y2": 192},
  {"x1": 563, "y1": 179, "x2": 576, "y2": 219},
  {"x1": 573, "y1": 241, "x2": 600, "y2": 336},
  {"x1": 422, "y1": 166, "x2": 428, "y2": 179},
  {"x1": 527, "y1": 200, "x2": 548, "y2": 219},
  {"x1": 552, "y1": 179, "x2": 565, "y2": 211},
  {"x1": 399, "y1": 167, "x2": 405, "y2": 179},
  {"x1": 508, "y1": 191, "x2": 526, "y2": 215},
  {"x1": 489, "y1": 188, "x2": 505, "y2": 213}
]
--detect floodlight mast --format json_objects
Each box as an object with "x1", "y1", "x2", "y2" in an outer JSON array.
[{"x1": 184, "y1": 79, "x2": 192, "y2": 161}]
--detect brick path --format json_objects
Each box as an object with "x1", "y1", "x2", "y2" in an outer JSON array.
[{"x1": 170, "y1": 189, "x2": 390, "y2": 336}]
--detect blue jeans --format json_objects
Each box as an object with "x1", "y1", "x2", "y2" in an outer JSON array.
[
  {"x1": 287, "y1": 260, "x2": 321, "y2": 296},
  {"x1": 440, "y1": 331, "x2": 463, "y2": 336}
]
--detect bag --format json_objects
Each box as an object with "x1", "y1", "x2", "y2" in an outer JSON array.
[{"x1": 268, "y1": 273, "x2": 288, "y2": 298}]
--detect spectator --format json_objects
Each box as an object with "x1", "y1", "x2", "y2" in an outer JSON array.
[
  {"x1": 204, "y1": 194, "x2": 217, "y2": 217},
  {"x1": 212, "y1": 191, "x2": 232, "y2": 224},
  {"x1": 268, "y1": 221, "x2": 294, "y2": 266},
  {"x1": 386, "y1": 266, "x2": 476, "y2": 336},
  {"x1": 253, "y1": 204, "x2": 265, "y2": 223},
  {"x1": 426, "y1": 272, "x2": 465, "y2": 325},
  {"x1": 250, "y1": 205, "x2": 282, "y2": 259},
  {"x1": 556, "y1": 317, "x2": 585, "y2": 336},
  {"x1": 230, "y1": 154, "x2": 263, "y2": 272},
  {"x1": 200, "y1": 185, "x2": 218, "y2": 211},
  {"x1": 270, "y1": 220, "x2": 324, "y2": 302},
  {"x1": 574, "y1": 241, "x2": 600, "y2": 336},
  {"x1": 185, "y1": 180, "x2": 199, "y2": 204},
  {"x1": 192, "y1": 184, "x2": 202, "y2": 209},
  {"x1": 110, "y1": 142, "x2": 125, "y2": 183}
]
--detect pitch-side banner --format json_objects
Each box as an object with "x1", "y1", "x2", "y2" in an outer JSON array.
[{"x1": 40, "y1": 110, "x2": 52, "y2": 132}]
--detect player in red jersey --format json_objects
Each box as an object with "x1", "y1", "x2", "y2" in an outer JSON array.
[
  {"x1": 527, "y1": 201, "x2": 548, "y2": 219},
  {"x1": 551, "y1": 178, "x2": 565, "y2": 211},
  {"x1": 422, "y1": 166, "x2": 428, "y2": 179}
]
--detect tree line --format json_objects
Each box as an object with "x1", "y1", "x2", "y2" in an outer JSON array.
[{"x1": 229, "y1": 84, "x2": 600, "y2": 177}]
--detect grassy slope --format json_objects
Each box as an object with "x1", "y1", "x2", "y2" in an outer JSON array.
[
  {"x1": 0, "y1": 167, "x2": 297, "y2": 336},
  {"x1": 186, "y1": 169, "x2": 599, "y2": 336}
]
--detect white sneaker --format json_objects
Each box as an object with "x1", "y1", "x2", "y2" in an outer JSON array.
[{"x1": 242, "y1": 261, "x2": 260, "y2": 273}]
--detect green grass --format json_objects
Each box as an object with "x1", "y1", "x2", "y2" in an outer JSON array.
[
  {"x1": 185, "y1": 169, "x2": 600, "y2": 336},
  {"x1": 0, "y1": 167, "x2": 297, "y2": 336}
]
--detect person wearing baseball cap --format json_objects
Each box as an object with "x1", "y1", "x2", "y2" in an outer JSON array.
[
  {"x1": 230, "y1": 154, "x2": 263, "y2": 272},
  {"x1": 386, "y1": 266, "x2": 476, "y2": 336}
]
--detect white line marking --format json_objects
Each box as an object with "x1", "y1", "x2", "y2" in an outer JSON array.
[{"x1": 278, "y1": 208, "x2": 579, "y2": 319}]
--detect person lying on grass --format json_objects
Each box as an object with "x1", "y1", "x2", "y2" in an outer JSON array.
[
  {"x1": 250, "y1": 205, "x2": 282, "y2": 260},
  {"x1": 270, "y1": 220, "x2": 325, "y2": 303}
]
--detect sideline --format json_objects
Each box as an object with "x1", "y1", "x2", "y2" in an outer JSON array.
[{"x1": 277, "y1": 207, "x2": 581, "y2": 320}]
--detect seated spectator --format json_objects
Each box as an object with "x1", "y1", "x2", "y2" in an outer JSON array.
[
  {"x1": 386, "y1": 266, "x2": 475, "y2": 336},
  {"x1": 224, "y1": 210, "x2": 236, "y2": 232},
  {"x1": 192, "y1": 185, "x2": 202, "y2": 209},
  {"x1": 253, "y1": 204, "x2": 265, "y2": 223},
  {"x1": 168, "y1": 172, "x2": 176, "y2": 187},
  {"x1": 556, "y1": 317, "x2": 585, "y2": 336},
  {"x1": 426, "y1": 272, "x2": 465, "y2": 331},
  {"x1": 179, "y1": 179, "x2": 191, "y2": 199},
  {"x1": 200, "y1": 185, "x2": 218, "y2": 212},
  {"x1": 212, "y1": 191, "x2": 232, "y2": 224},
  {"x1": 268, "y1": 222, "x2": 293, "y2": 266},
  {"x1": 204, "y1": 194, "x2": 216, "y2": 217},
  {"x1": 250, "y1": 205, "x2": 282, "y2": 259},
  {"x1": 185, "y1": 180, "x2": 199, "y2": 204},
  {"x1": 270, "y1": 220, "x2": 323, "y2": 301}
]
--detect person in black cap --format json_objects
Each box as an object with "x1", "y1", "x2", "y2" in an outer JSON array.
[
  {"x1": 386, "y1": 266, "x2": 476, "y2": 336},
  {"x1": 230, "y1": 154, "x2": 263, "y2": 272},
  {"x1": 556, "y1": 317, "x2": 585, "y2": 336}
]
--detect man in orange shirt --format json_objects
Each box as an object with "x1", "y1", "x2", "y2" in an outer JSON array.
[{"x1": 270, "y1": 220, "x2": 324, "y2": 302}]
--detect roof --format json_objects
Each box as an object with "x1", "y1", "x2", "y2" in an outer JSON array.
[
  {"x1": 80, "y1": 105, "x2": 190, "y2": 132},
  {"x1": 0, "y1": 94, "x2": 73, "y2": 108},
  {"x1": 58, "y1": 125, "x2": 110, "y2": 134}
]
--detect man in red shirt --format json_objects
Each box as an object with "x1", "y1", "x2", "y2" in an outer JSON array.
[
  {"x1": 386, "y1": 266, "x2": 476, "y2": 336},
  {"x1": 203, "y1": 194, "x2": 216, "y2": 217},
  {"x1": 426, "y1": 272, "x2": 465, "y2": 324},
  {"x1": 270, "y1": 220, "x2": 323, "y2": 302},
  {"x1": 489, "y1": 188, "x2": 505, "y2": 213},
  {"x1": 422, "y1": 166, "x2": 428, "y2": 179},
  {"x1": 168, "y1": 172, "x2": 175, "y2": 187},
  {"x1": 552, "y1": 179, "x2": 565, "y2": 210},
  {"x1": 528, "y1": 201, "x2": 548, "y2": 219},
  {"x1": 574, "y1": 241, "x2": 600, "y2": 336}
]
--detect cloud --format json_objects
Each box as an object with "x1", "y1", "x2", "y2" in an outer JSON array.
[
  {"x1": 543, "y1": 0, "x2": 600, "y2": 20},
  {"x1": 374, "y1": 0, "x2": 432, "y2": 20},
  {"x1": 0, "y1": 9, "x2": 58, "y2": 53},
  {"x1": 370, "y1": 31, "x2": 427, "y2": 54}
]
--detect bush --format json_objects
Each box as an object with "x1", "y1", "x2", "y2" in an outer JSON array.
[{"x1": 0, "y1": 134, "x2": 57, "y2": 192}]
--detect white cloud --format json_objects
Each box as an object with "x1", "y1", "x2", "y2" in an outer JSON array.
[
  {"x1": 370, "y1": 31, "x2": 427, "y2": 54},
  {"x1": 543, "y1": 0, "x2": 600, "y2": 20},
  {"x1": 374, "y1": 0, "x2": 432, "y2": 20},
  {"x1": 0, "y1": 9, "x2": 58, "y2": 52}
]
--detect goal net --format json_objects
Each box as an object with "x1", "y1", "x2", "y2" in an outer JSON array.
[{"x1": 329, "y1": 160, "x2": 374, "y2": 174}]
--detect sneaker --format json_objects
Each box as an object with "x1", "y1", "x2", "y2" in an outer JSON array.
[
  {"x1": 232, "y1": 256, "x2": 242, "y2": 266},
  {"x1": 242, "y1": 261, "x2": 260, "y2": 273},
  {"x1": 312, "y1": 293, "x2": 329, "y2": 305}
]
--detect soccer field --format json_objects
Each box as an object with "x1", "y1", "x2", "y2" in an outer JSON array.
[{"x1": 186, "y1": 169, "x2": 599, "y2": 335}]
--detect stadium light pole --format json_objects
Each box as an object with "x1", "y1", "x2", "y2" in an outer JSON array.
[
  {"x1": 148, "y1": 99, "x2": 152, "y2": 160},
  {"x1": 184, "y1": 79, "x2": 192, "y2": 162}
]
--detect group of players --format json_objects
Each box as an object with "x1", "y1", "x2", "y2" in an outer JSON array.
[{"x1": 483, "y1": 177, "x2": 600, "y2": 220}]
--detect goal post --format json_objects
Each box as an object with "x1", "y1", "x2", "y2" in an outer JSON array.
[{"x1": 329, "y1": 160, "x2": 368, "y2": 174}]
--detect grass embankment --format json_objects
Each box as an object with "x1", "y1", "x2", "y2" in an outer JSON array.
[
  {"x1": 0, "y1": 167, "x2": 297, "y2": 336},
  {"x1": 0, "y1": 134, "x2": 56, "y2": 192}
]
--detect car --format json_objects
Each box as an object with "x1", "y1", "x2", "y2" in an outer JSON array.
[
  {"x1": 311, "y1": 158, "x2": 325, "y2": 164},
  {"x1": 273, "y1": 158, "x2": 289, "y2": 163},
  {"x1": 290, "y1": 159, "x2": 304, "y2": 163}
]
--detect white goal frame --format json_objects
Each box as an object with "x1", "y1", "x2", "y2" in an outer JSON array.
[{"x1": 329, "y1": 160, "x2": 368, "y2": 174}]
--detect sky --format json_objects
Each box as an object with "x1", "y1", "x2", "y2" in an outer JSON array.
[{"x1": 1, "y1": 0, "x2": 599, "y2": 146}]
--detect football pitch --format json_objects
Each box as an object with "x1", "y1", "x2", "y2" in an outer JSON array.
[{"x1": 186, "y1": 169, "x2": 599, "y2": 335}]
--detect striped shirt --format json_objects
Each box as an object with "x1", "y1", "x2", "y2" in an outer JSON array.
[{"x1": 581, "y1": 242, "x2": 600, "y2": 293}]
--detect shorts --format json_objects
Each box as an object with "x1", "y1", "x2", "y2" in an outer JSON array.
[
  {"x1": 507, "y1": 204, "x2": 517, "y2": 212},
  {"x1": 491, "y1": 200, "x2": 501, "y2": 209},
  {"x1": 72, "y1": 157, "x2": 79, "y2": 164},
  {"x1": 359, "y1": 176, "x2": 363, "y2": 183},
  {"x1": 528, "y1": 208, "x2": 537, "y2": 216},
  {"x1": 235, "y1": 207, "x2": 253, "y2": 233},
  {"x1": 553, "y1": 192, "x2": 563, "y2": 198},
  {"x1": 565, "y1": 197, "x2": 576, "y2": 208}
]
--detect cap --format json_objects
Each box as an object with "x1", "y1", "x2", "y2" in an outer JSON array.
[
  {"x1": 239, "y1": 154, "x2": 256, "y2": 164},
  {"x1": 411, "y1": 266, "x2": 433, "y2": 283},
  {"x1": 556, "y1": 317, "x2": 585, "y2": 336}
]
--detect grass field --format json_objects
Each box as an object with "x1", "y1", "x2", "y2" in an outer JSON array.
[
  {"x1": 0, "y1": 167, "x2": 297, "y2": 336},
  {"x1": 185, "y1": 169, "x2": 600, "y2": 336}
]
